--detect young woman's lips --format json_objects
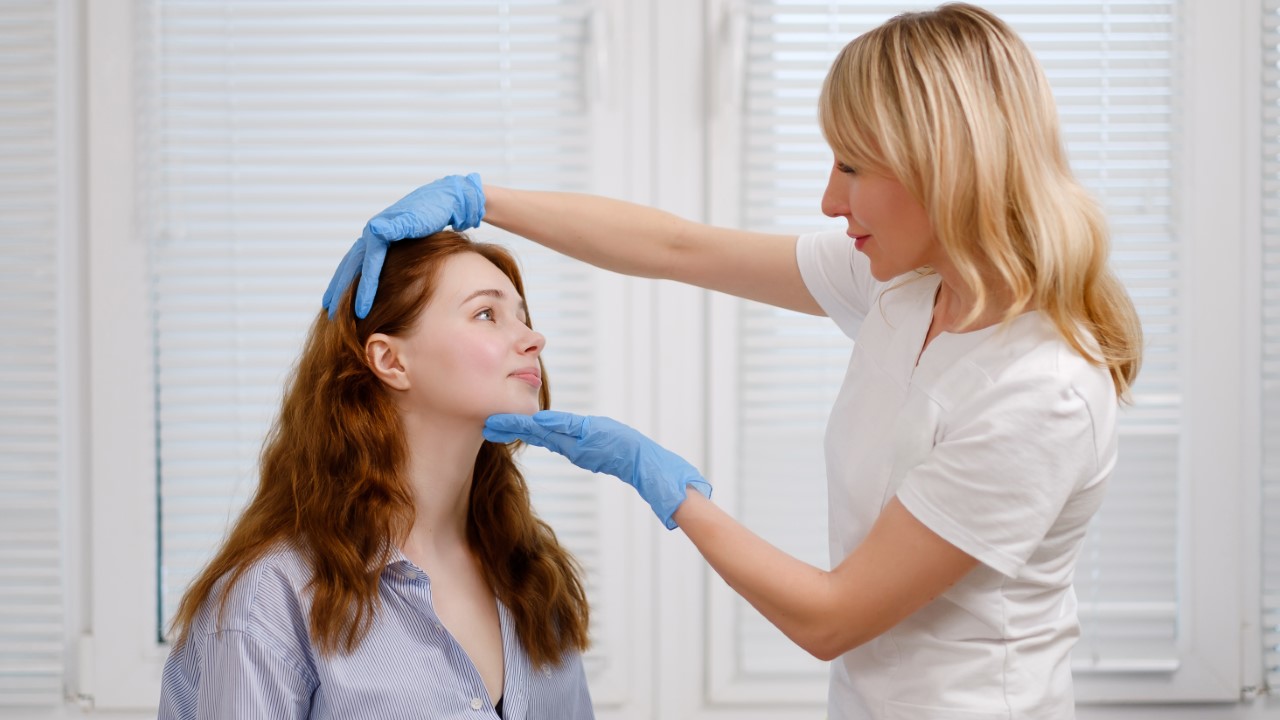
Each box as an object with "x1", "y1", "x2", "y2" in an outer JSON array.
[
  {"x1": 852, "y1": 234, "x2": 871, "y2": 251},
  {"x1": 510, "y1": 369, "x2": 542, "y2": 388}
]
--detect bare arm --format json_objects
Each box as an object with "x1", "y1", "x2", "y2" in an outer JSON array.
[
  {"x1": 483, "y1": 185, "x2": 823, "y2": 315},
  {"x1": 672, "y1": 493, "x2": 979, "y2": 661}
]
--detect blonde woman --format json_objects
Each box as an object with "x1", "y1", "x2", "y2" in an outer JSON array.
[{"x1": 324, "y1": 4, "x2": 1142, "y2": 718}]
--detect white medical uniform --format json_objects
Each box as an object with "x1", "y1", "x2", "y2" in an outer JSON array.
[{"x1": 796, "y1": 230, "x2": 1118, "y2": 720}]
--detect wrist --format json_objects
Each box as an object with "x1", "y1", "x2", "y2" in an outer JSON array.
[
  {"x1": 672, "y1": 486, "x2": 712, "y2": 529},
  {"x1": 479, "y1": 184, "x2": 513, "y2": 227}
]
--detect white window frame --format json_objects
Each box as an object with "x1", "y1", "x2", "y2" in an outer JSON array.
[
  {"x1": 57, "y1": 0, "x2": 87, "y2": 709},
  {"x1": 85, "y1": 0, "x2": 165, "y2": 709}
]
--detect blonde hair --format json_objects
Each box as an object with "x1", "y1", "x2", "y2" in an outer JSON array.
[{"x1": 818, "y1": 2, "x2": 1142, "y2": 400}]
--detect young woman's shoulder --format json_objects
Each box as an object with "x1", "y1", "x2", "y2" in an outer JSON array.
[
  {"x1": 159, "y1": 544, "x2": 321, "y2": 718},
  {"x1": 188, "y1": 540, "x2": 314, "y2": 644}
]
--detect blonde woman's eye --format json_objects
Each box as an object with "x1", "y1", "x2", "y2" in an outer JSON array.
[{"x1": 836, "y1": 162, "x2": 857, "y2": 175}]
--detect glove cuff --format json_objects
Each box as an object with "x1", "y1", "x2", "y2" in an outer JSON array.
[
  {"x1": 451, "y1": 173, "x2": 486, "y2": 229},
  {"x1": 657, "y1": 475, "x2": 712, "y2": 531}
]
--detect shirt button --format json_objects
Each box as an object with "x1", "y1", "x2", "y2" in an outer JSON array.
[
  {"x1": 434, "y1": 622, "x2": 443, "y2": 632},
  {"x1": 543, "y1": 666, "x2": 553, "y2": 677},
  {"x1": 469, "y1": 697, "x2": 483, "y2": 710}
]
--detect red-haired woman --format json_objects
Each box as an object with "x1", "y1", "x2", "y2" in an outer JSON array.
[{"x1": 158, "y1": 231, "x2": 592, "y2": 719}]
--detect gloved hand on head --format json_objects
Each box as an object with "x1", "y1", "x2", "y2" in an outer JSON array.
[
  {"x1": 484, "y1": 410, "x2": 712, "y2": 530},
  {"x1": 323, "y1": 173, "x2": 486, "y2": 319}
]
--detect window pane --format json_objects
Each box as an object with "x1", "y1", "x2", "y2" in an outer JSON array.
[
  {"x1": 137, "y1": 1, "x2": 603, "y2": 647},
  {"x1": 0, "y1": 0, "x2": 65, "y2": 706}
]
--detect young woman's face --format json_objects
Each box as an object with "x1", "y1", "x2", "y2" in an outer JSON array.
[
  {"x1": 398, "y1": 252, "x2": 546, "y2": 422},
  {"x1": 820, "y1": 158, "x2": 940, "y2": 281}
]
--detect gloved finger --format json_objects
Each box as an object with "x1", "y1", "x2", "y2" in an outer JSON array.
[
  {"x1": 364, "y1": 182, "x2": 437, "y2": 242},
  {"x1": 485, "y1": 413, "x2": 543, "y2": 436},
  {"x1": 484, "y1": 414, "x2": 593, "y2": 466},
  {"x1": 485, "y1": 425, "x2": 582, "y2": 462},
  {"x1": 323, "y1": 239, "x2": 364, "y2": 318},
  {"x1": 530, "y1": 410, "x2": 590, "y2": 438},
  {"x1": 484, "y1": 414, "x2": 566, "y2": 448},
  {"x1": 354, "y1": 236, "x2": 389, "y2": 319},
  {"x1": 483, "y1": 428, "x2": 527, "y2": 444},
  {"x1": 365, "y1": 210, "x2": 430, "y2": 243},
  {"x1": 526, "y1": 429, "x2": 585, "y2": 460}
]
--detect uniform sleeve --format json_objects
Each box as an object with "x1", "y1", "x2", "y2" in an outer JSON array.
[
  {"x1": 795, "y1": 229, "x2": 880, "y2": 339},
  {"x1": 895, "y1": 375, "x2": 1103, "y2": 578}
]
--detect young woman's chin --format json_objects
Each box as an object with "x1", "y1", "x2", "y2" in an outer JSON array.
[{"x1": 479, "y1": 398, "x2": 541, "y2": 420}]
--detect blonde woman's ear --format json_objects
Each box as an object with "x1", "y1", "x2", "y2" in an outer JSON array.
[{"x1": 364, "y1": 333, "x2": 411, "y2": 390}]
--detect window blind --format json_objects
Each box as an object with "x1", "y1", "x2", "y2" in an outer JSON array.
[
  {"x1": 1262, "y1": 0, "x2": 1280, "y2": 691},
  {"x1": 727, "y1": 0, "x2": 1180, "y2": 683},
  {"x1": 136, "y1": 1, "x2": 608, "y2": 665},
  {"x1": 0, "y1": 0, "x2": 65, "y2": 707}
]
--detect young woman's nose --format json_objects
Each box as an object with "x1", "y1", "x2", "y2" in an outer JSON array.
[
  {"x1": 820, "y1": 165, "x2": 849, "y2": 218},
  {"x1": 519, "y1": 327, "x2": 546, "y2": 355}
]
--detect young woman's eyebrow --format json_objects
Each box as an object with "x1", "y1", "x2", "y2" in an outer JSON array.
[{"x1": 460, "y1": 288, "x2": 528, "y2": 316}]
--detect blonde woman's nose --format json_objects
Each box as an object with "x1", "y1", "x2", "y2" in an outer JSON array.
[{"x1": 821, "y1": 165, "x2": 850, "y2": 218}]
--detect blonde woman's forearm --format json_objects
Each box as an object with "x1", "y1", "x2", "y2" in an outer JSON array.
[{"x1": 482, "y1": 185, "x2": 821, "y2": 314}]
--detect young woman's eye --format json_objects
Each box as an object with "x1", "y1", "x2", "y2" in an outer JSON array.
[
  {"x1": 836, "y1": 161, "x2": 857, "y2": 175},
  {"x1": 475, "y1": 308, "x2": 495, "y2": 322}
]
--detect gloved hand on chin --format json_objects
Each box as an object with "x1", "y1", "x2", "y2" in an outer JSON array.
[
  {"x1": 323, "y1": 173, "x2": 485, "y2": 319},
  {"x1": 484, "y1": 410, "x2": 712, "y2": 530}
]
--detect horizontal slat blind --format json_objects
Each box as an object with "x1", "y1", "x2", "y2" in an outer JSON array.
[
  {"x1": 0, "y1": 0, "x2": 64, "y2": 707},
  {"x1": 732, "y1": 0, "x2": 1179, "y2": 679},
  {"x1": 138, "y1": 1, "x2": 607, "y2": 666},
  {"x1": 1262, "y1": 0, "x2": 1280, "y2": 691}
]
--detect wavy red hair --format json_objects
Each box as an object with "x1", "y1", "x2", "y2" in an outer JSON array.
[{"x1": 169, "y1": 231, "x2": 590, "y2": 667}]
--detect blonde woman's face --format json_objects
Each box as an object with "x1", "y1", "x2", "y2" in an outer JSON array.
[
  {"x1": 821, "y1": 159, "x2": 940, "y2": 281},
  {"x1": 397, "y1": 252, "x2": 546, "y2": 422}
]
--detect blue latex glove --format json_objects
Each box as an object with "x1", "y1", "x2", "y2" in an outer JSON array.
[
  {"x1": 484, "y1": 410, "x2": 712, "y2": 530},
  {"x1": 323, "y1": 173, "x2": 486, "y2": 319}
]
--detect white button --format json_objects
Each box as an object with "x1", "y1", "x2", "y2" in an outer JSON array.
[
  {"x1": 469, "y1": 697, "x2": 483, "y2": 710},
  {"x1": 543, "y1": 666, "x2": 553, "y2": 677},
  {"x1": 434, "y1": 623, "x2": 443, "y2": 632}
]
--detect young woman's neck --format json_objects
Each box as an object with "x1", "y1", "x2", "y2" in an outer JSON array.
[{"x1": 396, "y1": 410, "x2": 486, "y2": 558}]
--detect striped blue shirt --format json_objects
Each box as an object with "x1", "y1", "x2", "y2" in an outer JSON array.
[{"x1": 157, "y1": 543, "x2": 594, "y2": 719}]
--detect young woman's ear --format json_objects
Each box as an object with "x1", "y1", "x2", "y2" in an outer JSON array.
[{"x1": 365, "y1": 333, "x2": 411, "y2": 390}]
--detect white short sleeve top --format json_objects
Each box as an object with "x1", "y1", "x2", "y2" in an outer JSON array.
[{"x1": 796, "y1": 229, "x2": 1119, "y2": 720}]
